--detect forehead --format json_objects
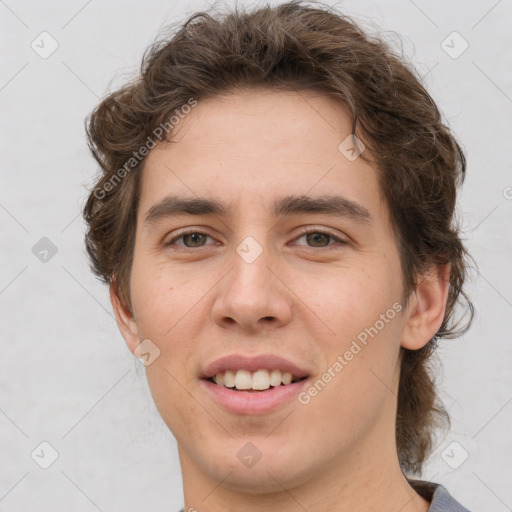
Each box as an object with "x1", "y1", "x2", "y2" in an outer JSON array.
[
  {"x1": 138, "y1": 88, "x2": 387, "y2": 224},
  {"x1": 156, "y1": 88, "x2": 356, "y2": 166}
]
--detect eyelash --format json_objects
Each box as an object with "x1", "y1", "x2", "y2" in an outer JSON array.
[{"x1": 164, "y1": 227, "x2": 347, "y2": 251}]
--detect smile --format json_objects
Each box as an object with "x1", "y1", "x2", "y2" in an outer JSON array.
[
  {"x1": 200, "y1": 354, "x2": 311, "y2": 414},
  {"x1": 209, "y1": 369, "x2": 307, "y2": 391}
]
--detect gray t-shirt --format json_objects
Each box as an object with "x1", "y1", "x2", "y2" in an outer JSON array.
[
  {"x1": 409, "y1": 480, "x2": 471, "y2": 511},
  {"x1": 177, "y1": 479, "x2": 471, "y2": 511}
]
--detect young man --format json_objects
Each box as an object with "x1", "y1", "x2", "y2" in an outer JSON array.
[{"x1": 83, "y1": 1, "x2": 474, "y2": 510}]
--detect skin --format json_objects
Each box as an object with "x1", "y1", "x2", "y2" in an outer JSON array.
[{"x1": 111, "y1": 88, "x2": 450, "y2": 512}]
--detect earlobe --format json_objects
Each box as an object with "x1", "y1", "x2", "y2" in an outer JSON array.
[
  {"x1": 401, "y1": 263, "x2": 451, "y2": 350},
  {"x1": 109, "y1": 280, "x2": 140, "y2": 354}
]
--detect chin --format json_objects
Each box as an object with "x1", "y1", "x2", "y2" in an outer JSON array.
[{"x1": 195, "y1": 435, "x2": 316, "y2": 493}]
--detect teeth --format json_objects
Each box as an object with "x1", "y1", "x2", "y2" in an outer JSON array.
[
  {"x1": 252, "y1": 369, "x2": 270, "y2": 390},
  {"x1": 235, "y1": 369, "x2": 252, "y2": 390},
  {"x1": 270, "y1": 369, "x2": 282, "y2": 387},
  {"x1": 281, "y1": 372, "x2": 292, "y2": 385},
  {"x1": 212, "y1": 369, "x2": 301, "y2": 391},
  {"x1": 223, "y1": 370, "x2": 235, "y2": 388}
]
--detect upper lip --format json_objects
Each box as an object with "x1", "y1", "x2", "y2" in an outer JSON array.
[{"x1": 201, "y1": 354, "x2": 311, "y2": 380}]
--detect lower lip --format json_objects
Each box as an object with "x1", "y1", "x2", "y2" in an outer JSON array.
[{"x1": 200, "y1": 378, "x2": 309, "y2": 415}]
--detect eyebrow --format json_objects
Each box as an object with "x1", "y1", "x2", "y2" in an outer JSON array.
[{"x1": 144, "y1": 194, "x2": 372, "y2": 227}]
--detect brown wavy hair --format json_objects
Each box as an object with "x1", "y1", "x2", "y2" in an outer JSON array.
[{"x1": 83, "y1": 0, "x2": 474, "y2": 475}]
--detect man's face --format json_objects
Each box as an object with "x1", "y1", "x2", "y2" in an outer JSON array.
[{"x1": 120, "y1": 89, "x2": 412, "y2": 491}]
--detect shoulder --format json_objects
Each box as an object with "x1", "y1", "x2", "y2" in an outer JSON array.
[{"x1": 409, "y1": 479, "x2": 472, "y2": 512}]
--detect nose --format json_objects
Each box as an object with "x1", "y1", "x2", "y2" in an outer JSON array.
[{"x1": 211, "y1": 240, "x2": 293, "y2": 334}]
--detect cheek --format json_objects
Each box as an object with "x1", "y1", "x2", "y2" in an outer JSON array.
[
  {"x1": 307, "y1": 262, "x2": 404, "y2": 399},
  {"x1": 130, "y1": 265, "x2": 206, "y2": 433},
  {"x1": 308, "y1": 263, "x2": 401, "y2": 340},
  {"x1": 129, "y1": 264, "x2": 201, "y2": 404},
  {"x1": 300, "y1": 305, "x2": 404, "y2": 451},
  {"x1": 130, "y1": 260, "x2": 189, "y2": 340}
]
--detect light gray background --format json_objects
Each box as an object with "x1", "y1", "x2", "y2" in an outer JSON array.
[{"x1": 1, "y1": 0, "x2": 511, "y2": 510}]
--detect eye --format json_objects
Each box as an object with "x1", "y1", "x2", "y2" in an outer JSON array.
[
  {"x1": 293, "y1": 228, "x2": 347, "y2": 249},
  {"x1": 165, "y1": 230, "x2": 215, "y2": 249}
]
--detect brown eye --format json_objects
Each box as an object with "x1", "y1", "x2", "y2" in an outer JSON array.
[
  {"x1": 294, "y1": 228, "x2": 347, "y2": 249},
  {"x1": 165, "y1": 231, "x2": 214, "y2": 248},
  {"x1": 181, "y1": 233, "x2": 208, "y2": 247},
  {"x1": 305, "y1": 232, "x2": 331, "y2": 247}
]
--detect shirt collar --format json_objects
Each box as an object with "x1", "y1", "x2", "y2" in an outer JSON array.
[{"x1": 408, "y1": 479, "x2": 471, "y2": 511}]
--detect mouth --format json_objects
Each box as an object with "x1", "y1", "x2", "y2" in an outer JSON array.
[
  {"x1": 199, "y1": 354, "x2": 311, "y2": 414},
  {"x1": 205, "y1": 369, "x2": 308, "y2": 392}
]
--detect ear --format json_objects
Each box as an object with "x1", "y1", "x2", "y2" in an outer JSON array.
[
  {"x1": 401, "y1": 263, "x2": 451, "y2": 350},
  {"x1": 109, "y1": 279, "x2": 140, "y2": 354}
]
